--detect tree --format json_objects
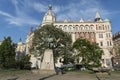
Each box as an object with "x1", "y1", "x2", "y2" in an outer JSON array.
[
  {"x1": 0, "y1": 37, "x2": 16, "y2": 69},
  {"x1": 73, "y1": 38, "x2": 103, "y2": 68},
  {"x1": 19, "y1": 54, "x2": 31, "y2": 70},
  {"x1": 30, "y1": 25, "x2": 72, "y2": 64}
]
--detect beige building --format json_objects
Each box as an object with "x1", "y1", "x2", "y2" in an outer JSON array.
[
  {"x1": 26, "y1": 5, "x2": 113, "y2": 68},
  {"x1": 112, "y1": 31, "x2": 120, "y2": 67},
  {"x1": 16, "y1": 39, "x2": 26, "y2": 61},
  {"x1": 25, "y1": 27, "x2": 40, "y2": 68},
  {"x1": 113, "y1": 31, "x2": 120, "y2": 56},
  {"x1": 0, "y1": 41, "x2": 1, "y2": 45}
]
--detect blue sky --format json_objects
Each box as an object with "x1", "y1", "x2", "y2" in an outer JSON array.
[{"x1": 0, "y1": 0, "x2": 120, "y2": 43}]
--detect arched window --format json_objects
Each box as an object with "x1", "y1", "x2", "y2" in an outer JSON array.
[
  {"x1": 68, "y1": 25, "x2": 72, "y2": 30},
  {"x1": 85, "y1": 25, "x2": 89, "y2": 30},
  {"x1": 64, "y1": 25, "x2": 67, "y2": 30},
  {"x1": 72, "y1": 26, "x2": 75, "y2": 31},
  {"x1": 75, "y1": 25, "x2": 79, "y2": 30},
  {"x1": 59, "y1": 25, "x2": 62, "y2": 28},
  {"x1": 80, "y1": 25, "x2": 84, "y2": 30},
  {"x1": 90, "y1": 25, "x2": 94, "y2": 30},
  {"x1": 81, "y1": 27, "x2": 83, "y2": 30},
  {"x1": 55, "y1": 25, "x2": 58, "y2": 28}
]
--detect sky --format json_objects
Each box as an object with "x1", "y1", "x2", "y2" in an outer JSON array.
[{"x1": 0, "y1": 0, "x2": 120, "y2": 43}]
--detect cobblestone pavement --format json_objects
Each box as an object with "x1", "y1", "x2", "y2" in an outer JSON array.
[{"x1": 0, "y1": 71, "x2": 120, "y2": 80}]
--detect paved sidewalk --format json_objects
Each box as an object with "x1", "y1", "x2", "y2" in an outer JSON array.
[{"x1": 0, "y1": 71, "x2": 120, "y2": 80}]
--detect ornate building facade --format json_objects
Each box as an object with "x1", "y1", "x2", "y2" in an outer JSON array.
[
  {"x1": 26, "y1": 5, "x2": 113, "y2": 68},
  {"x1": 113, "y1": 31, "x2": 120, "y2": 56},
  {"x1": 15, "y1": 39, "x2": 26, "y2": 61},
  {"x1": 112, "y1": 31, "x2": 120, "y2": 68}
]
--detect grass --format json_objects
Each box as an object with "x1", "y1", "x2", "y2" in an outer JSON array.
[{"x1": 0, "y1": 69, "x2": 30, "y2": 77}]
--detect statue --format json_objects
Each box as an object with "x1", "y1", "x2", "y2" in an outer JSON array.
[
  {"x1": 47, "y1": 35, "x2": 53, "y2": 49},
  {"x1": 40, "y1": 35, "x2": 55, "y2": 72},
  {"x1": 48, "y1": 4, "x2": 52, "y2": 10}
]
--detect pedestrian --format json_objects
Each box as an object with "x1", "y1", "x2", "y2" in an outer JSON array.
[{"x1": 55, "y1": 67, "x2": 60, "y2": 75}]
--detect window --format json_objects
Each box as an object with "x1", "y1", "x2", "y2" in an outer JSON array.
[
  {"x1": 100, "y1": 41, "x2": 103, "y2": 46},
  {"x1": 59, "y1": 25, "x2": 63, "y2": 29},
  {"x1": 99, "y1": 33, "x2": 103, "y2": 38},
  {"x1": 106, "y1": 33, "x2": 108, "y2": 38},
  {"x1": 106, "y1": 33, "x2": 111, "y2": 38},
  {"x1": 109, "y1": 33, "x2": 111, "y2": 37},
  {"x1": 105, "y1": 26, "x2": 107, "y2": 30},
  {"x1": 81, "y1": 27, "x2": 83, "y2": 30},
  {"x1": 73, "y1": 27, "x2": 75, "y2": 30},
  {"x1": 76, "y1": 27, "x2": 78, "y2": 30},
  {"x1": 99, "y1": 26, "x2": 102, "y2": 30},
  {"x1": 110, "y1": 41, "x2": 112, "y2": 46},
  {"x1": 63, "y1": 26, "x2": 67, "y2": 30},
  {"x1": 91, "y1": 33, "x2": 94, "y2": 38},
  {"x1": 86, "y1": 33, "x2": 89, "y2": 38},
  {"x1": 68, "y1": 25, "x2": 72, "y2": 30},
  {"x1": 107, "y1": 41, "x2": 109, "y2": 46}
]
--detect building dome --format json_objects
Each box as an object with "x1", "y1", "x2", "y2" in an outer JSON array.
[{"x1": 42, "y1": 5, "x2": 56, "y2": 25}]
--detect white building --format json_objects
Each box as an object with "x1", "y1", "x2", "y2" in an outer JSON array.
[
  {"x1": 0, "y1": 41, "x2": 1, "y2": 45},
  {"x1": 26, "y1": 5, "x2": 113, "y2": 68},
  {"x1": 15, "y1": 39, "x2": 26, "y2": 61}
]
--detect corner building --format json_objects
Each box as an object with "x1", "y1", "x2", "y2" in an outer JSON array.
[{"x1": 27, "y1": 5, "x2": 113, "y2": 68}]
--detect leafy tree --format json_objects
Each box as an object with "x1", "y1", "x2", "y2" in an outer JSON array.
[
  {"x1": 73, "y1": 38, "x2": 103, "y2": 68},
  {"x1": 30, "y1": 25, "x2": 72, "y2": 64},
  {"x1": 19, "y1": 54, "x2": 31, "y2": 69},
  {"x1": 0, "y1": 37, "x2": 16, "y2": 69}
]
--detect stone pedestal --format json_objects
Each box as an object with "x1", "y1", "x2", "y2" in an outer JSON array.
[{"x1": 40, "y1": 49, "x2": 55, "y2": 70}]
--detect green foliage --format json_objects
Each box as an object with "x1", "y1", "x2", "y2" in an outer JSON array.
[
  {"x1": 30, "y1": 25, "x2": 72, "y2": 63},
  {"x1": 20, "y1": 54, "x2": 31, "y2": 63},
  {"x1": 73, "y1": 38, "x2": 103, "y2": 68},
  {"x1": 19, "y1": 54, "x2": 31, "y2": 69},
  {"x1": 0, "y1": 37, "x2": 16, "y2": 69}
]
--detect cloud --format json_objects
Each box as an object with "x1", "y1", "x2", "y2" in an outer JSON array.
[
  {"x1": 0, "y1": 10, "x2": 40, "y2": 26},
  {"x1": 0, "y1": 11, "x2": 13, "y2": 18},
  {"x1": 33, "y1": 3, "x2": 47, "y2": 12},
  {"x1": 6, "y1": 16, "x2": 40, "y2": 26},
  {"x1": 0, "y1": 0, "x2": 119, "y2": 27},
  {"x1": 55, "y1": 0, "x2": 110, "y2": 21},
  {"x1": 0, "y1": 0, "x2": 40, "y2": 26}
]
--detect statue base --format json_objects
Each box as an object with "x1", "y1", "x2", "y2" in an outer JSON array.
[{"x1": 40, "y1": 49, "x2": 55, "y2": 70}]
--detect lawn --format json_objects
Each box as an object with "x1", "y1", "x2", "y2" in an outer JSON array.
[
  {"x1": 0, "y1": 69, "x2": 30, "y2": 77},
  {"x1": 0, "y1": 69, "x2": 120, "y2": 80}
]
